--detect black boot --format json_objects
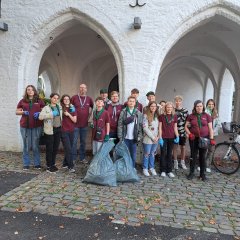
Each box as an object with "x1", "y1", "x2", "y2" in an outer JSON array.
[
  {"x1": 187, "y1": 172, "x2": 194, "y2": 180},
  {"x1": 200, "y1": 174, "x2": 207, "y2": 181}
]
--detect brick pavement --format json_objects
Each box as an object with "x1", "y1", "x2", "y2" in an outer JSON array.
[{"x1": 0, "y1": 145, "x2": 240, "y2": 237}]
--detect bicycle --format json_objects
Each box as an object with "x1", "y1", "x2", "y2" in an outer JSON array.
[{"x1": 212, "y1": 122, "x2": 240, "y2": 174}]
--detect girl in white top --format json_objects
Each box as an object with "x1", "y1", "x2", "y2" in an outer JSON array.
[
  {"x1": 142, "y1": 101, "x2": 160, "y2": 176},
  {"x1": 205, "y1": 99, "x2": 221, "y2": 172}
]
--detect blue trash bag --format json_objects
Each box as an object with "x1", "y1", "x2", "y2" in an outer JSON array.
[
  {"x1": 83, "y1": 141, "x2": 117, "y2": 187},
  {"x1": 113, "y1": 141, "x2": 139, "y2": 183}
]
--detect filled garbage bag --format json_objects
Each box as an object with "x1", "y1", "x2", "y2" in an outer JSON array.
[
  {"x1": 83, "y1": 141, "x2": 117, "y2": 187},
  {"x1": 113, "y1": 141, "x2": 139, "y2": 183}
]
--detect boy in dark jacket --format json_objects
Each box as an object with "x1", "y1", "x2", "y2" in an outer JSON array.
[{"x1": 118, "y1": 96, "x2": 143, "y2": 167}]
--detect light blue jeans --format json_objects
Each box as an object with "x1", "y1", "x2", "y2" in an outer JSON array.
[
  {"x1": 20, "y1": 127, "x2": 42, "y2": 167},
  {"x1": 142, "y1": 143, "x2": 158, "y2": 170},
  {"x1": 72, "y1": 127, "x2": 88, "y2": 161}
]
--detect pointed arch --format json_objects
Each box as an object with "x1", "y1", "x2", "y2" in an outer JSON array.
[
  {"x1": 153, "y1": 5, "x2": 240, "y2": 91},
  {"x1": 17, "y1": 7, "x2": 123, "y2": 100}
]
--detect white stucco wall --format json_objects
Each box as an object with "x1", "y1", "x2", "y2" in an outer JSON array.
[
  {"x1": 156, "y1": 69, "x2": 203, "y2": 112},
  {"x1": 205, "y1": 79, "x2": 214, "y2": 103},
  {"x1": 1, "y1": 0, "x2": 240, "y2": 150}
]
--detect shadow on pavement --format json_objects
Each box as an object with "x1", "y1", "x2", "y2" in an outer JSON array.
[{"x1": 0, "y1": 171, "x2": 37, "y2": 196}]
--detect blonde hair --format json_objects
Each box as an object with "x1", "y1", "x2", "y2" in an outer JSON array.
[
  {"x1": 174, "y1": 95, "x2": 183, "y2": 101},
  {"x1": 163, "y1": 101, "x2": 175, "y2": 115}
]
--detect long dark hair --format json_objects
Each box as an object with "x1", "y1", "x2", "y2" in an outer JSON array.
[
  {"x1": 23, "y1": 85, "x2": 39, "y2": 103},
  {"x1": 206, "y1": 99, "x2": 218, "y2": 119},
  {"x1": 60, "y1": 94, "x2": 71, "y2": 112},
  {"x1": 192, "y1": 100, "x2": 205, "y2": 114}
]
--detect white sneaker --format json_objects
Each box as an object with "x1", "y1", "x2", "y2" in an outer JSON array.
[
  {"x1": 197, "y1": 167, "x2": 200, "y2": 171},
  {"x1": 180, "y1": 160, "x2": 187, "y2": 170},
  {"x1": 174, "y1": 160, "x2": 178, "y2": 170},
  {"x1": 149, "y1": 168, "x2": 157, "y2": 176},
  {"x1": 81, "y1": 159, "x2": 88, "y2": 164},
  {"x1": 206, "y1": 168, "x2": 211, "y2": 173},
  {"x1": 168, "y1": 172, "x2": 175, "y2": 178},
  {"x1": 143, "y1": 169, "x2": 150, "y2": 176},
  {"x1": 69, "y1": 168, "x2": 76, "y2": 173},
  {"x1": 161, "y1": 172, "x2": 166, "y2": 177}
]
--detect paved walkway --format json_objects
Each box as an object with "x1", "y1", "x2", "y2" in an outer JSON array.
[{"x1": 0, "y1": 146, "x2": 240, "y2": 238}]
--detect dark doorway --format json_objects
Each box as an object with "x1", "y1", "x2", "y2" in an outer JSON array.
[{"x1": 108, "y1": 75, "x2": 119, "y2": 95}]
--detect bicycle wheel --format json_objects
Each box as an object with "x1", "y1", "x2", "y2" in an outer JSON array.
[{"x1": 212, "y1": 142, "x2": 240, "y2": 174}]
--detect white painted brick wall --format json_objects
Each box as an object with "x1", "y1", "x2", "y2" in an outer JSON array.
[{"x1": 0, "y1": 0, "x2": 240, "y2": 151}]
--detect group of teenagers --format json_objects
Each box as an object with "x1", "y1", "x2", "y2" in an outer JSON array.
[{"x1": 16, "y1": 84, "x2": 220, "y2": 181}]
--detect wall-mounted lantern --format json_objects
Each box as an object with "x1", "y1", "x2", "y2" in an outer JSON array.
[
  {"x1": 133, "y1": 17, "x2": 142, "y2": 29},
  {"x1": 0, "y1": 21, "x2": 8, "y2": 31}
]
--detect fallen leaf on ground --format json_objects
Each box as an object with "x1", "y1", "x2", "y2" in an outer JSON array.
[
  {"x1": 209, "y1": 219, "x2": 216, "y2": 225},
  {"x1": 61, "y1": 183, "x2": 68, "y2": 189},
  {"x1": 59, "y1": 225, "x2": 64, "y2": 229},
  {"x1": 76, "y1": 206, "x2": 84, "y2": 211},
  {"x1": 38, "y1": 236, "x2": 46, "y2": 240},
  {"x1": 16, "y1": 207, "x2": 24, "y2": 212}
]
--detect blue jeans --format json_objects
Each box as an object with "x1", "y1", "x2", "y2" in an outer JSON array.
[
  {"x1": 72, "y1": 127, "x2": 88, "y2": 161},
  {"x1": 61, "y1": 131, "x2": 74, "y2": 169},
  {"x1": 124, "y1": 139, "x2": 137, "y2": 167},
  {"x1": 20, "y1": 127, "x2": 42, "y2": 167},
  {"x1": 142, "y1": 143, "x2": 158, "y2": 169}
]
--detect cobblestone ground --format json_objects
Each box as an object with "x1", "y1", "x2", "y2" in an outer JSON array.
[{"x1": 0, "y1": 146, "x2": 240, "y2": 238}]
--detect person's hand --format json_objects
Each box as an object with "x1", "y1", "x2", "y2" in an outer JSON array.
[
  {"x1": 64, "y1": 111, "x2": 70, "y2": 117},
  {"x1": 104, "y1": 134, "x2": 110, "y2": 142},
  {"x1": 33, "y1": 112, "x2": 40, "y2": 119},
  {"x1": 23, "y1": 111, "x2": 29, "y2": 116},
  {"x1": 188, "y1": 133, "x2": 195, "y2": 141},
  {"x1": 210, "y1": 139, "x2": 216, "y2": 146},
  {"x1": 158, "y1": 138, "x2": 164, "y2": 147},
  {"x1": 52, "y1": 109, "x2": 59, "y2": 117},
  {"x1": 174, "y1": 136, "x2": 179, "y2": 144},
  {"x1": 153, "y1": 137, "x2": 158, "y2": 143},
  {"x1": 69, "y1": 105, "x2": 75, "y2": 113}
]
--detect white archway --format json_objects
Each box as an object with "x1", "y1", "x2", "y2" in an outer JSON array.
[
  {"x1": 154, "y1": 5, "x2": 240, "y2": 119},
  {"x1": 17, "y1": 8, "x2": 124, "y2": 101}
]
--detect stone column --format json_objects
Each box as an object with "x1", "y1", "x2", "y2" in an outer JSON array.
[{"x1": 218, "y1": 69, "x2": 234, "y2": 123}]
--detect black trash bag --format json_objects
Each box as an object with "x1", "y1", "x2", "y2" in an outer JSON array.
[
  {"x1": 83, "y1": 141, "x2": 117, "y2": 187},
  {"x1": 113, "y1": 141, "x2": 139, "y2": 183}
]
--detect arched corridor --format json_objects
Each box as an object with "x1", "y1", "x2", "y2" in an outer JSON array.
[
  {"x1": 38, "y1": 21, "x2": 118, "y2": 98},
  {"x1": 156, "y1": 14, "x2": 239, "y2": 121}
]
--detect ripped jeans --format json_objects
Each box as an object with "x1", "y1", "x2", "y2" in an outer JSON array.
[{"x1": 142, "y1": 143, "x2": 158, "y2": 169}]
